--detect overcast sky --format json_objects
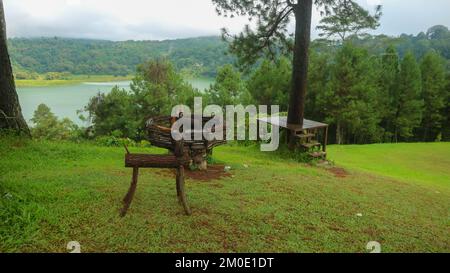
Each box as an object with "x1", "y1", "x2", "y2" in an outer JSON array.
[{"x1": 3, "y1": 0, "x2": 450, "y2": 41}]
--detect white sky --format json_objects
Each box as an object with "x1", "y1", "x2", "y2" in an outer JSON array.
[{"x1": 3, "y1": 0, "x2": 450, "y2": 41}]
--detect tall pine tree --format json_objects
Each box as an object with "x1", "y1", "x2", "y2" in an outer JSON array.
[
  {"x1": 206, "y1": 64, "x2": 251, "y2": 107},
  {"x1": 419, "y1": 51, "x2": 447, "y2": 141},
  {"x1": 393, "y1": 52, "x2": 424, "y2": 141},
  {"x1": 441, "y1": 73, "x2": 450, "y2": 141},
  {"x1": 306, "y1": 48, "x2": 332, "y2": 123},
  {"x1": 317, "y1": 0, "x2": 382, "y2": 42},
  {"x1": 319, "y1": 43, "x2": 381, "y2": 144},
  {"x1": 246, "y1": 58, "x2": 291, "y2": 110},
  {"x1": 379, "y1": 45, "x2": 400, "y2": 142}
]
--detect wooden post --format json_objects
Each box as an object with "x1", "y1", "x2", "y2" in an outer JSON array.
[
  {"x1": 323, "y1": 126, "x2": 329, "y2": 155},
  {"x1": 120, "y1": 167, "x2": 139, "y2": 217}
]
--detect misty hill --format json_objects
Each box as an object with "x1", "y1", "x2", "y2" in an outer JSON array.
[
  {"x1": 8, "y1": 25, "x2": 450, "y2": 78},
  {"x1": 8, "y1": 36, "x2": 233, "y2": 78}
]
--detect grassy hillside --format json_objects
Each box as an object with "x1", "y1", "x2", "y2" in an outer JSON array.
[
  {"x1": 328, "y1": 143, "x2": 450, "y2": 189},
  {"x1": 1, "y1": 138, "x2": 449, "y2": 253},
  {"x1": 15, "y1": 75, "x2": 132, "y2": 87}
]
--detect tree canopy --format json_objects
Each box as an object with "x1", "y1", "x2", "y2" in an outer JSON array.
[
  {"x1": 212, "y1": 0, "x2": 344, "y2": 68},
  {"x1": 317, "y1": 0, "x2": 382, "y2": 42},
  {"x1": 205, "y1": 64, "x2": 251, "y2": 107}
]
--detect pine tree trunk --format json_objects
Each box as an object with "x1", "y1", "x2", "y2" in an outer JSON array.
[
  {"x1": 423, "y1": 125, "x2": 430, "y2": 142},
  {"x1": 287, "y1": 0, "x2": 313, "y2": 148},
  {"x1": 394, "y1": 127, "x2": 398, "y2": 143},
  {"x1": 0, "y1": 0, "x2": 30, "y2": 135},
  {"x1": 336, "y1": 121, "x2": 342, "y2": 145}
]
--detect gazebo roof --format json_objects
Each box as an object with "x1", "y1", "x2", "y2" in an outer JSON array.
[{"x1": 258, "y1": 117, "x2": 328, "y2": 131}]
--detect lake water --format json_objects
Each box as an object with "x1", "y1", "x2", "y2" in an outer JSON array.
[{"x1": 17, "y1": 78, "x2": 213, "y2": 126}]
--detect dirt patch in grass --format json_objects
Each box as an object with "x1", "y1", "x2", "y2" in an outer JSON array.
[
  {"x1": 156, "y1": 165, "x2": 232, "y2": 182},
  {"x1": 328, "y1": 167, "x2": 349, "y2": 178}
]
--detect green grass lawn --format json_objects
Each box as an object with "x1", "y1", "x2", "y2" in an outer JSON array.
[
  {"x1": 1, "y1": 137, "x2": 449, "y2": 253},
  {"x1": 328, "y1": 143, "x2": 450, "y2": 189}
]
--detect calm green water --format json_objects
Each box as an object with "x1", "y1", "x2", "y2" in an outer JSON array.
[
  {"x1": 187, "y1": 77, "x2": 213, "y2": 92},
  {"x1": 17, "y1": 78, "x2": 213, "y2": 125}
]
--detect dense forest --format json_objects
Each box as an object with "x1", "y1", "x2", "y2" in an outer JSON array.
[
  {"x1": 8, "y1": 25, "x2": 450, "y2": 79},
  {"x1": 8, "y1": 36, "x2": 233, "y2": 78}
]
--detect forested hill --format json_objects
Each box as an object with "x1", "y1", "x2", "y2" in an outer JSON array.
[
  {"x1": 8, "y1": 36, "x2": 233, "y2": 78},
  {"x1": 8, "y1": 25, "x2": 450, "y2": 78}
]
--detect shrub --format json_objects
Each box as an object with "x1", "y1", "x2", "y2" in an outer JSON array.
[{"x1": 30, "y1": 104, "x2": 80, "y2": 141}]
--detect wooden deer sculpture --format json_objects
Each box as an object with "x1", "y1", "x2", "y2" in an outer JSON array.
[{"x1": 120, "y1": 140, "x2": 191, "y2": 217}]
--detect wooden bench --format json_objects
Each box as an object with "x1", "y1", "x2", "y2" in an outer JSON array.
[{"x1": 120, "y1": 141, "x2": 192, "y2": 217}]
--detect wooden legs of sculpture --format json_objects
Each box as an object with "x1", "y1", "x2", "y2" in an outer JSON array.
[
  {"x1": 176, "y1": 165, "x2": 191, "y2": 215},
  {"x1": 120, "y1": 141, "x2": 191, "y2": 217},
  {"x1": 120, "y1": 167, "x2": 139, "y2": 217}
]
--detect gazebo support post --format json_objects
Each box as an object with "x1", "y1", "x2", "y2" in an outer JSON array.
[{"x1": 323, "y1": 126, "x2": 329, "y2": 157}]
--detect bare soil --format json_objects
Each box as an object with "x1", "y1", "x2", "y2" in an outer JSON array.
[
  {"x1": 328, "y1": 167, "x2": 349, "y2": 178},
  {"x1": 156, "y1": 165, "x2": 232, "y2": 182}
]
